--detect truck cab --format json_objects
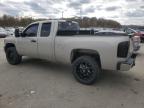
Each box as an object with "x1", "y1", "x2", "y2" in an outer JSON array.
[{"x1": 14, "y1": 20, "x2": 79, "y2": 61}]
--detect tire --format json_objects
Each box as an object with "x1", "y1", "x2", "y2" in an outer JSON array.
[
  {"x1": 6, "y1": 47, "x2": 22, "y2": 65},
  {"x1": 72, "y1": 56, "x2": 101, "y2": 85},
  {"x1": 141, "y1": 39, "x2": 144, "y2": 43}
]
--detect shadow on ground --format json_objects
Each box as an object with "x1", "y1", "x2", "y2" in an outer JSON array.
[{"x1": 19, "y1": 57, "x2": 139, "y2": 88}]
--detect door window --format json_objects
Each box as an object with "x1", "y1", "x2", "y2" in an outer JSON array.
[
  {"x1": 41, "y1": 23, "x2": 51, "y2": 37},
  {"x1": 24, "y1": 24, "x2": 39, "y2": 37}
]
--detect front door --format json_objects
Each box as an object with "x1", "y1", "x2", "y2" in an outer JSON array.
[{"x1": 17, "y1": 23, "x2": 39, "y2": 58}]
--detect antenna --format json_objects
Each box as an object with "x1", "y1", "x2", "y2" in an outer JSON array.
[
  {"x1": 80, "y1": 9, "x2": 82, "y2": 19},
  {"x1": 62, "y1": 11, "x2": 64, "y2": 19},
  {"x1": 80, "y1": 9, "x2": 83, "y2": 26}
]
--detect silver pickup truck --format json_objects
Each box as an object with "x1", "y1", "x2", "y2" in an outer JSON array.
[{"x1": 4, "y1": 20, "x2": 137, "y2": 85}]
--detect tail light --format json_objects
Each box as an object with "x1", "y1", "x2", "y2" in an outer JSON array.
[
  {"x1": 132, "y1": 36, "x2": 140, "y2": 42},
  {"x1": 117, "y1": 41, "x2": 129, "y2": 58}
]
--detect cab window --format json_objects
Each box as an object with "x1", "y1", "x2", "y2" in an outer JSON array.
[
  {"x1": 57, "y1": 21, "x2": 80, "y2": 36},
  {"x1": 23, "y1": 24, "x2": 39, "y2": 37},
  {"x1": 58, "y1": 21, "x2": 80, "y2": 31},
  {"x1": 41, "y1": 23, "x2": 51, "y2": 37}
]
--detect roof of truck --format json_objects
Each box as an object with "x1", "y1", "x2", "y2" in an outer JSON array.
[
  {"x1": 31, "y1": 20, "x2": 78, "y2": 25},
  {"x1": 32, "y1": 19, "x2": 67, "y2": 24}
]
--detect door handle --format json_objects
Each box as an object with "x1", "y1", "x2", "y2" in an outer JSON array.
[{"x1": 31, "y1": 40, "x2": 37, "y2": 43}]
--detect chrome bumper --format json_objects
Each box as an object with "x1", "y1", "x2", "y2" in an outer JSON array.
[{"x1": 117, "y1": 53, "x2": 137, "y2": 71}]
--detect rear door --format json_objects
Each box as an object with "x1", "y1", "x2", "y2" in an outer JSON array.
[{"x1": 37, "y1": 22, "x2": 55, "y2": 61}]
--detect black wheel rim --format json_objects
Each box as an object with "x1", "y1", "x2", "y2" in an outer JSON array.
[{"x1": 76, "y1": 61, "x2": 94, "y2": 81}]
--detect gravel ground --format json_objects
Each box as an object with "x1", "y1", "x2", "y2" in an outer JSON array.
[{"x1": 0, "y1": 39, "x2": 144, "y2": 108}]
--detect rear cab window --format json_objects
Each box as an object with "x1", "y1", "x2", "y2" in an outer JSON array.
[
  {"x1": 58, "y1": 21, "x2": 80, "y2": 31},
  {"x1": 40, "y1": 23, "x2": 51, "y2": 37},
  {"x1": 57, "y1": 21, "x2": 80, "y2": 36}
]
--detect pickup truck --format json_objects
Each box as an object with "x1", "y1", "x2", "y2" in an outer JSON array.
[{"x1": 4, "y1": 20, "x2": 137, "y2": 85}]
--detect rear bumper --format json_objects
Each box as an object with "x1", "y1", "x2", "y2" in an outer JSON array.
[{"x1": 117, "y1": 53, "x2": 137, "y2": 71}]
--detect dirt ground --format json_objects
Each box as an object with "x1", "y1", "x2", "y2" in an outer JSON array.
[{"x1": 0, "y1": 39, "x2": 144, "y2": 108}]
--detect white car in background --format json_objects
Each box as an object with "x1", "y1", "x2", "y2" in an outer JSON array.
[
  {"x1": 5, "y1": 27, "x2": 15, "y2": 36},
  {"x1": 18, "y1": 27, "x2": 24, "y2": 33},
  {"x1": 0, "y1": 27, "x2": 7, "y2": 38}
]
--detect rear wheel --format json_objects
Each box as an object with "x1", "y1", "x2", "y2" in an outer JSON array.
[
  {"x1": 6, "y1": 47, "x2": 22, "y2": 65},
  {"x1": 72, "y1": 56, "x2": 101, "y2": 85}
]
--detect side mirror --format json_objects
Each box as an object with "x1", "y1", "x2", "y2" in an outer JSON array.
[
  {"x1": 20, "y1": 32, "x2": 26, "y2": 37},
  {"x1": 128, "y1": 34, "x2": 133, "y2": 38},
  {"x1": 15, "y1": 28, "x2": 20, "y2": 37}
]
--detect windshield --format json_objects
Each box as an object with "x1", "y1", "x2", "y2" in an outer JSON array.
[{"x1": 140, "y1": 29, "x2": 144, "y2": 32}]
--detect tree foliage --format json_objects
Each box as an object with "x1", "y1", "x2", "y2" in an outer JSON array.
[
  {"x1": 0, "y1": 15, "x2": 34, "y2": 27},
  {"x1": 0, "y1": 15, "x2": 121, "y2": 28},
  {"x1": 66, "y1": 17, "x2": 121, "y2": 28}
]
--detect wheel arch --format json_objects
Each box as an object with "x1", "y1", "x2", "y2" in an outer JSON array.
[
  {"x1": 4, "y1": 43, "x2": 16, "y2": 52},
  {"x1": 71, "y1": 49, "x2": 101, "y2": 68}
]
